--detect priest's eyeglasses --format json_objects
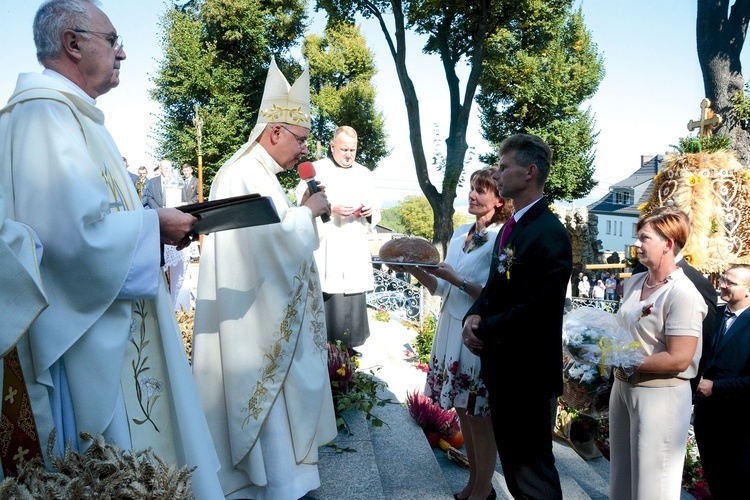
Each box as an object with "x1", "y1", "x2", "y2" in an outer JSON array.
[
  {"x1": 72, "y1": 29, "x2": 124, "y2": 52},
  {"x1": 279, "y1": 125, "x2": 308, "y2": 146},
  {"x1": 718, "y1": 276, "x2": 750, "y2": 288}
]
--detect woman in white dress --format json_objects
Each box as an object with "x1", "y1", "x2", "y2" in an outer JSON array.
[{"x1": 394, "y1": 168, "x2": 511, "y2": 500}]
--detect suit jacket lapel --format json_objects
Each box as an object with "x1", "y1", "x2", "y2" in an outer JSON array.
[
  {"x1": 488, "y1": 198, "x2": 548, "y2": 282},
  {"x1": 719, "y1": 313, "x2": 749, "y2": 349},
  {"x1": 504, "y1": 197, "x2": 547, "y2": 250},
  {"x1": 714, "y1": 308, "x2": 750, "y2": 357}
]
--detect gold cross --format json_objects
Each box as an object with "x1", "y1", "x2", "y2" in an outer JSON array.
[
  {"x1": 192, "y1": 104, "x2": 203, "y2": 149},
  {"x1": 4, "y1": 386, "x2": 17, "y2": 405},
  {"x1": 12, "y1": 446, "x2": 29, "y2": 462},
  {"x1": 687, "y1": 98, "x2": 722, "y2": 136}
]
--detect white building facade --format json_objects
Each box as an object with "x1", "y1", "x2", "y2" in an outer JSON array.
[{"x1": 588, "y1": 155, "x2": 663, "y2": 258}]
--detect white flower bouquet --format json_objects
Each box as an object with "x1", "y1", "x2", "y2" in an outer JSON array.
[
  {"x1": 563, "y1": 306, "x2": 645, "y2": 377},
  {"x1": 561, "y1": 357, "x2": 611, "y2": 415},
  {"x1": 563, "y1": 358, "x2": 608, "y2": 393}
]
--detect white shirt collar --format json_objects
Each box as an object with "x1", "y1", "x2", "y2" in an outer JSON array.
[
  {"x1": 42, "y1": 69, "x2": 97, "y2": 106},
  {"x1": 727, "y1": 304, "x2": 750, "y2": 317},
  {"x1": 512, "y1": 196, "x2": 543, "y2": 222}
]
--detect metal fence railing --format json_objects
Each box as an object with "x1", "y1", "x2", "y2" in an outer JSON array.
[
  {"x1": 570, "y1": 297, "x2": 621, "y2": 314},
  {"x1": 366, "y1": 268, "x2": 423, "y2": 323}
]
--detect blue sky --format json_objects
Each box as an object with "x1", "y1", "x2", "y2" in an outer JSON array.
[{"x1": 1, "y1": 1, "x2": 747, "y2": 207}]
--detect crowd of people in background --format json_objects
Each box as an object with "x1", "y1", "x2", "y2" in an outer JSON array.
[
  {"x1": 124, "y1": 156, "x2": 199, "y2": 208},
  {"x1": 573, "y1": 269, "x2": 625, "y2": 301}
]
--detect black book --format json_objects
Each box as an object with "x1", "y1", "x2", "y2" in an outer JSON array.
[{"x1": 178, "y1": 194, "x2": 280, "y2": 234}]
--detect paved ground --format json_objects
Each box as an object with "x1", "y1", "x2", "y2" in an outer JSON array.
[{"x1": 357, "y1": 311, "x2": 428, "y2": 402}]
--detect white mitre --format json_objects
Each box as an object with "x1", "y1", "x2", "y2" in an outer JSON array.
[
  {"x1": 213, "y1": 58, "x2": 311, "y2": 180},
  {"x1": 247, "y1": 57, "x2": 311, "y2": 145}
]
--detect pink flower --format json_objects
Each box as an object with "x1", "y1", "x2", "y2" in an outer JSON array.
[{"x1": 406, "y1": 390, "x2": 457, "y2": 435}]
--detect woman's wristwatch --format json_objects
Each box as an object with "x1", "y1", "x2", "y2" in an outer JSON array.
[{"x1": 458, "y1": 278, "x2": 468, "y2": 291}]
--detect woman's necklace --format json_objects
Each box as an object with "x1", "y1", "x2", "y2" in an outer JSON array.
[{"x1": 644, "y1": 273, "x2": 669, "y2": 289}]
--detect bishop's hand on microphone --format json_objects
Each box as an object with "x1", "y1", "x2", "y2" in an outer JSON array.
[{"x1": 298, "y1": 161, "x2": 330, "y2": 223}]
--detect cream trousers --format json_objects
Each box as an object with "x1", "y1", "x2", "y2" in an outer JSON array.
[{"x1": 609, "y1": 378, "x2": 692, "y2": 500}]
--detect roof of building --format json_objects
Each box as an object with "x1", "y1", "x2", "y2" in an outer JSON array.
[{"x1": 588, "y1": 155, "x2": 663, "y2": 216}]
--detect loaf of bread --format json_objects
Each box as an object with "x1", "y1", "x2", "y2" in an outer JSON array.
[{"x1": 379, "y1": 237, "x2": 440, "y2": 265}]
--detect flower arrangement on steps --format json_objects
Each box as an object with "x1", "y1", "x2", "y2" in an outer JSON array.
[
  {"x1": 327, "y1": 341, "x2": 393, "y2": 435},
  {"x1": 406, "y1": 390, "x2": 468, "y2": 468},
  {"x1": 554, "y1": 399, "x2": 609, "y2": 461}
]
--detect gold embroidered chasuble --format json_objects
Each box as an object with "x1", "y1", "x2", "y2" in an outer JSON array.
[{"x1": 193, "y1": 142, "x2": 336, "y2": 496}]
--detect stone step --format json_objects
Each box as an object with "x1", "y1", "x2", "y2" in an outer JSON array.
[
  {"x1": 312, "y1": 388, "x2": 453, "y2": 499},
  {"x1": 311, "y1": 315, "x2": 698, "y2": 500},
  {"x1": 314, "y1": 393, "x2": 614, "y2": 500},
  {"x1": 313, "y1": 409, "x2": 386, "y2": 499},
  {"x1": 436, "y1": 433, "x2": 609, "y2": 500}
]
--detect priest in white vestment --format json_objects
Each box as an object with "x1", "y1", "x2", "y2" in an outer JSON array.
[
  {"x1": 295, "y1": 126, "x2": 381, "y2": 349},
  {"x1": 0, "y1": 1, "x2": 222, "y2": 496},
  {"x1": 193, "y1": 59, "x2": 337, "y2": 499}
]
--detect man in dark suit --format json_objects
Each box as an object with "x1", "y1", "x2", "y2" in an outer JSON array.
[
  {"x1": 694, "y1": 264, "x2": 750, "y2": 499},
  {"x1": 463, "y1": 134, "x2": 571, "y2": 499},
  {"x1": 181, "y1": 163, "x2": 199, "y2": 205},
  {"x1": 146, "y1": 159, "x2": 173, "y2": 209},
  {"x1": 122, "y1": 156, "x2": 139, "y2": 187}
]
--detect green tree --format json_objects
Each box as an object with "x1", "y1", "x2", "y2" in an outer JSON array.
[
  {"x1": 697, "y1": 0, "x2": 750, "y2": 164},
  {"x1": 150, "y1": 0, "x2": 308, "y2": 197},
  {"x1": 304, "y1": 21, "x2": 389, "y2": 167},
  {"x1": 380, "y1": 205, "x2": 406, "y2": 233},
  {"x1": 477, "y1": 7, "x2": 603, "y2": 202},
  {"x1": 396, "y1": 195, "x2": 435, "y2": 239},
  {"x1": 383, "y1": 195, "x2": 471, "y2": 240},
  {"x1": 315, "y1": 0, "x2": 602, "y2": 253}
]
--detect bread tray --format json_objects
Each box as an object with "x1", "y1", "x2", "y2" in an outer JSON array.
[{"x1": 372, "y1": 260, "x2": 439, "y2": 268}]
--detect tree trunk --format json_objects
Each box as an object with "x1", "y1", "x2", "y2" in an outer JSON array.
[
  {"x1": 697, "y1": 0, "x2": 750, "y2": 164},
  {"x1": 364, "y1": 0, "x2": 489, "y2": 255}
]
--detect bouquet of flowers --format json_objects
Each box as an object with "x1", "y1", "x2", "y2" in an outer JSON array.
[
  {"x1": 563, "y1": 306, "x2": 645, "y2": 377},
  {"x1": 561, "y1": 357, "x2": 611, "y2": 415},
  {"x1": 563, "y1": 358, "x2": 609, "y2": 394}
]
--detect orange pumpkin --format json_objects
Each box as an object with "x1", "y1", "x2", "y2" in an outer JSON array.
[{"x1": 446, "y1": 431, "x2": 464, "y2": 449}]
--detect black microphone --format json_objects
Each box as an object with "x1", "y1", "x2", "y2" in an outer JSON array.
[{"x1": 298, "y1": 162, "x2": 330, "y2": 223}]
